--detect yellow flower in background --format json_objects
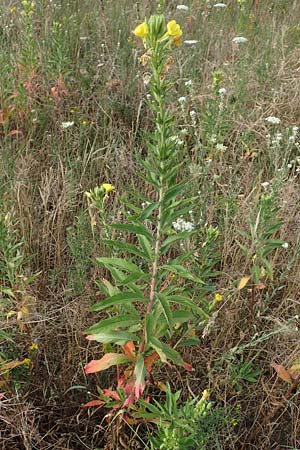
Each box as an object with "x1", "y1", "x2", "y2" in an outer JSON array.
[
  {"x1": 22, "y1": 358, "x2": 31, "y2": 366},
  {"x1": 167, "y1": 20, "x2": 182, "y2": 37},
  {"x1": 201, "y1": 389, "x2": 210, "y2": 400},
  {"x1": 214, "y1": 293, "x2": 223, "y2": 302},
  {"x1": 133, "y1": 22, "x2": 149, "y2": 39},
  {"x1": 29, "y1": 343, "x2": 38, "y2": 351},
  {"x1": 102, "y1": 183, "x2": 115, "y2": 194}
]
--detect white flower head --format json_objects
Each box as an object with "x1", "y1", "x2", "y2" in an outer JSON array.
[
  {"x1": 61, "y1": 121, "x2": 74, "y2": 129},
  {"x1": 178, "y1": 96, "x2": 187, "y2": 103},
  {"x1": 216, "y1": 143, "x2": 227, "y2": 152},
  {"x1": 176, "y1": 4, "x2": 189, "y2": 11},
  {"x1": 184, "y1": 40, "x2": 199, "y2": 46},
  {"x1": 265, "y1": 116, "x2": 281, "y2": 125},
  {"x1": 261, "y1": 181, "x2": 270, "y2": 188},
  {"x1": 190, "y1": 110, "x2": 197, "y2": 117},
  {"x1": 185, "y1": 79, "x2": 193, "y2": 87},
  {"x1": 173, "y1": 217, "x2": 194, "y2": 232},
  {"x1": 213, "y1": 3, "x2": 227, "y2": 8},
  {"x1": 232, "y1": 36, "x2": 248, "y2": 44},
  {"x1": 282, "y1": 242, "x2": 289, "y2": 249},
  {"x1": 218, "y1": 87, "x2": 227, "y2": 95}
]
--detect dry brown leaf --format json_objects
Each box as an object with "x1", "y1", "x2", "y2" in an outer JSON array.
[
  {"x1": 238, "y1": 276, "x2": 251, "y2": 290},
  {"x1": 271, "y1": 361, "x2": 292, "y2": 384}
]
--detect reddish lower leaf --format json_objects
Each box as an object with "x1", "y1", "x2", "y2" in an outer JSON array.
[
  {"x1": 183, "y1": 362, "x2": 194, "y2": 372},
  {"x1": 144, "y1": 352, "x2": 159, "y2": 372},
  {"x1": 83, "y1": 400, "x2": 105, "y2": 407},
  {"x1": 9, "y1": 130, "x2": 23, "y2": 136},
  {"x1": 84, "y1": 353, "x2": 129, "y2": 374},
  {"x1": 103, "y1": 389, "x2": 121, "y2": 401},
  {"x1": 122, "y1": 341, "x2": 135, "y2": 360}
]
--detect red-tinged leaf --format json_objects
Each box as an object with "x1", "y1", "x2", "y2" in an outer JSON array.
[
  {"x1": 83, "y1": 400, "x2": 105, "y2": 408},
  {"x1": 103, "y1": 389, "x2": 121, "y2": 401},
  {"x1": 9, "y1": 130, "x2": 23, "y2": 136},
  {"x1": 123, "y1": 393, "x2": 135, "y2": 408},
  {"x1": 50, "y1": 86, "x2": 59, "y2": 98},
  {"x1": 183, "y1": 362, "x2": 194, "y2": 372},
  {"x1": 271, "y1": 361, "x2": 292, "y2": 384},
  {"x1": 122, "y1": 341, "x2": 135, "y2": 360},
  {"x1": 256, "y1": 282, "x2": 266, "y2": 290},
  {"x1": 134, "y1": 356, "x2": 147, "y2": 399},
  {"x1": 144, "y1": 352, "x2": 159, "y2": 372},
  {"x1": 84, "y1": 353, "x2": 129, "y2": 374}
]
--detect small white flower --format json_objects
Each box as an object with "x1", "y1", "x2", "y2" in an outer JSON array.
[
  {"x1": 232, "y1": 36, "x2": 248, "y2": 44},
  {"x1": 265, "y1": 116, "x2": 281, "y2": 125},
  {"x1": 292, "y1": 126, "x2": 299, "y2": 134},
  {"x1": 61, "y1": 121, "x2": 74, "y2": 129},
  {"x1": 282, "y1": 242, "x2": 289, "y2": 249},
  {"x1": 178, "y1": 96, "x2": 187, "y2": 103},
  {"x1": 185, "y1": 79, "x2": 193, "y2": 87},
  {"x1": 261, "y1": 181, "x2": 270, "y2": 188},
  {"x1": 218, "y1": 87, "x2": 227, "y2": 95},
  {"x1": 287, "y1": 163, "x2": 293, "y2": 168},
  {"x1": 213, "y1": 3, "x2": 227, "y2": 8},
  {"x1": 190, "y1": 110, "x2": 197, "y2": 117},
  {"x1": 184, "y1": 40, "x2": 199, "y2": 45},
  {"x1": 176, "y1": 4, "x2": 189, "y2": 11},
  {"x1": 173, "y1": 217, "x2": 195, "y2": 232},
  {"x1": 216, "y1": 143, "x2": 227, "y2": 151}
]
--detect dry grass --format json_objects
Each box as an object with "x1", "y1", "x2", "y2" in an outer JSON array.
[{"x1": 1, "y1": 0, "x2": 300, "y2": 448}]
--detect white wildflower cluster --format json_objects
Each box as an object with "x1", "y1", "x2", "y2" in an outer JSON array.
[
  {"x1": 232, "y1": 36, "x2": 248, "y2": 44},
  {"x1": 176, "y1": 4, "x2": 189, "y2": 11},
  {"x1": 170, "y1": 135, "x2": 184, "y2": 146},
  {"x1": 218, "y1": 87, "x2": 227, "y2": 95},
  {"x1": 190, "y1": 110, "x2": 197, "y2": 125},
  {"x1": 282, "y1": 242, "x2": 289, "y2": 249},
  {"x1": 185, "y1": 79, "x2": 193, "y2": 89},
  {"x1": 178, "y1": 96, "x2": 187, "y2": 104},
  {"x1": 216, "y1": 143, "x2": 227, "y2": 152},
  {"x1": 184, "y1": 40, "x2": 198, "y2": 46},
  {"x1": 213, "y1": 3, "x2": 227, "y2": 8},
  {"x1": 288, "y1": 126, "x2": 299, "y2": 144},
  {"x1": 61, "y1": 121, "x2": 74, "y2": 129},
  {"x1": 172, "y1": 217, "x2": 195, "y2": 232},
  {"x1": 265, "y1": 116, "x2": 281, "y2": 125}
]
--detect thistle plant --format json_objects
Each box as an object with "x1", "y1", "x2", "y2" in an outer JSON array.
[{"x1": 84, "y1": 15, "x2": 211, "y2": 409}]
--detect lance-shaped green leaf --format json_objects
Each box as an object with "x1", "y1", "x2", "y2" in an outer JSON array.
[
  {"x1": 111, "y1": 223, "x2": 153, "y2": 241},
  {"x1": 160, "y1": 230, "x2": 196, "y2": 255},
  {"x1": 96, "y1": 257, "x2": 144, "y2": 274},
  {"x1": 84, "y1": 314, "x2": 140, "y2": 334},
  {"x1": 156, "y1": 293, "x2": 172, "y2": 328},
  {"x1": 91, "y1": 290, "x2": 146, "y2": 312},
  {"x1": 149, "y1": 336, "x2": 184, "y2": 366},
  {"x1": 86, "y1": 330, "x2": 138, "y2": 345},
  {"x1": 161, "y1": 264, "x2": 204, "y2": 284},
  {"x1": 102, "y1": 239, "x2": 149, "y2": 260}
]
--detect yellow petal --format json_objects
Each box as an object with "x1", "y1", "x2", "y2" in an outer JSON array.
[
  {"x1": 167, "y1": 20, "x2": 182, "y2": 37},
  {"x1": 102, "y1": 183, "x2": 115, "y2": 193},
  {"x1": 133, "y1": 23, "x2": 148, "y2": 39}
]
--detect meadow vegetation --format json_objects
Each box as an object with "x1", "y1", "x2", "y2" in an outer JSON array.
[{"x1": 0, "y1": 0, "x2": 300, "y2": 449}]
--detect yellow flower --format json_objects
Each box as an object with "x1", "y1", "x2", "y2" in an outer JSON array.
[
  {"x1": 201, "y1": 389, "x2": 210, "y2": 400},
  {"x1": 133, "y1": 22, "x2": 149, "y2": 39},
  {"x1": 29, "y1": 343, "x2": 38, "y2": 351},
  {"x1": 10, "y1": 6, "x2": 17, "y2": 13},
  {"x1": 22, "y1": 358, "x2": 31, "y2": 366},
  {"x1": 214, "y1": 293, "x2": 223, "y2": 302},
  {"x1": 102, "y1": 183, "x2": 115, "y2": 194},
  {"x1": 167, "y1": 20, "x2": 182, "y2": 37}
]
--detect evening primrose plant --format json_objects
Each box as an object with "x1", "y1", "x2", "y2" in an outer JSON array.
[{"x1": 84, "y1": 15, "x2": 212, "y2": 412}]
